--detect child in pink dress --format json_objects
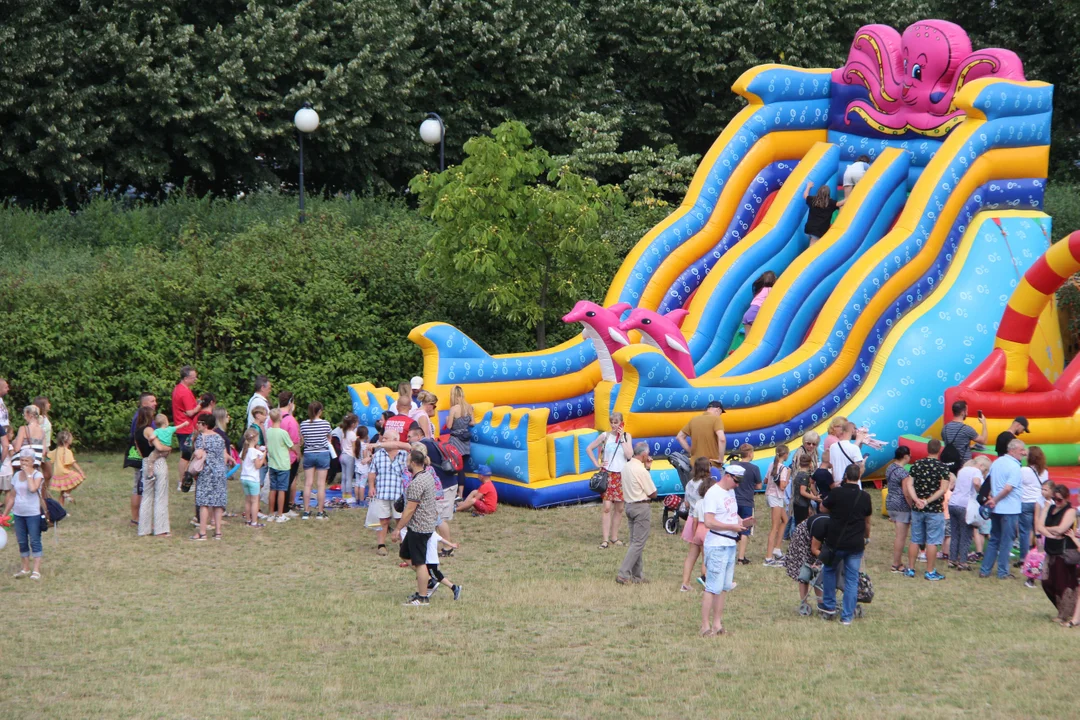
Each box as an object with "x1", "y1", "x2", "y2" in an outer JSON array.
[{"x1": 742, "y1": 270, "x2": 777, "y2": 335}]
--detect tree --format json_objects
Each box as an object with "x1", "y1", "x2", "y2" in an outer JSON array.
[{"x1": 410, "y1": 121, "x2": 623, "y2": 349}]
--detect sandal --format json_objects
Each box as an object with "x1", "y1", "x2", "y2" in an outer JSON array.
[
  {"x1": 890, "y1": 564, "x2": 908, "y2": 573},
  {"x1": 699, "y1": 628, "x2": 715, "y2": 638},
  {"x1": 613, "y1": 539, "x2": 625, "y2": 547},
  {"x1": 599, "y1": 541, "x2": 610, "y2": 549},
  {"x1": 1065, "y1": 621, "x2": 1080, "y2": 628},
  {"x1": 714, "y1": 625, "x2": 726, "y2": 636},
  {"x1": 30, "y1": 571, "x2": 41, "y2": 581},
  {"x1": 247, "y1": 522, "x2": 266, "y2": 528},
  {"x1": 213, "y1": 532, "x2": 223, "y2": 540},
  {"x1": 680, "y1": 584, "x2": 692, "y2": 592},
  {"x1": 190, "y1": 533, "x2": 207, "y2": 541}
]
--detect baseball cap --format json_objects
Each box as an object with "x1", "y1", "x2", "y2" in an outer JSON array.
[
  {"x1": 723, "y1": 464, "x2": 745, "y2": 482},
  {"x1": 1014, "y1": 416, "x2": 1029, "y2": 433},
  {"x1": 477, "y1": 464, "x2": 492, "y2": 477},
  {"x1": 707, "y1": 400, "x2": 724, "y2": 412},
  {"x1": 410, "y1": 376, "x2": 424, "y2": 390}
]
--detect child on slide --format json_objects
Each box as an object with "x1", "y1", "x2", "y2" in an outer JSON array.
[
  {"x1": 742, "y1": 270, "x2": 776, "y2": 336},
  {"x1": 803, "y1": 182, "x2": 846, "y2": 245}
]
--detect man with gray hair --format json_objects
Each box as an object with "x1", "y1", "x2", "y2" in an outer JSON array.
[
  {"x1": 980, "y1": 438, "x2": 1027, "y2": 579},
  {"x1": 616, "y1": 441, "x2": 658, "y2": 585}
]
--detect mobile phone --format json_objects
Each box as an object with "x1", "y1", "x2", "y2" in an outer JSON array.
[{"x1": 977, "y1": 410, "x2": 984, "y2": 419}]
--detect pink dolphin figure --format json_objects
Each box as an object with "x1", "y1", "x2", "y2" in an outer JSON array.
[
  {"x1": 562, "y1": 301, "x2": 632, "y2": 382},
  {"x1": 616, "y1": 308, "x2": 696, "y2": 379}
]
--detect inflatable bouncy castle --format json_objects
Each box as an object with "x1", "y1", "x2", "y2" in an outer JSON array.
[{"x1": 350, "y1": 19, "x2": 1066, "y2": 507}]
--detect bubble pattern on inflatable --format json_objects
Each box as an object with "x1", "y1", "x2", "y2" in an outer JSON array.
[{"x1": 657, "y1": 161, "x2": 795, "y2": 314}]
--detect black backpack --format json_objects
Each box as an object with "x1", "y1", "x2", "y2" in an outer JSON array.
[
  {"x1": 977, "y1": 475, "x2": 993, "y2": 505},
  {"x1": 939, "y1": 425, "x2": 964, "y2": 474}
]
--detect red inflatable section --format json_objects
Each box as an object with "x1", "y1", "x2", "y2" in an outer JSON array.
[{"x1": 547, "y1": 414, "x2": 595, "y2": 434}]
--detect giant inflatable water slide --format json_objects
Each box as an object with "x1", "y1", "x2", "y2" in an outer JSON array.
[{"x1": 350, "y1": 20, "x2": 1067, "y2": 507}]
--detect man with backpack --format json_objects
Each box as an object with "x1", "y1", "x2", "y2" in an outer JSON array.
[
  {"x1": 940, "y1": 401, "x2": 988, "y2": 474},
  {"x1": 818, "y1": 464, "x2": 873, "y2": 625},
  {"x1": 979, "y1": 438, "x2": 1027, "y2": 579}
]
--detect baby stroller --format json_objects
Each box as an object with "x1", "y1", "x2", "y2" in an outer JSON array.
[
  {"x1": 807, "y1": 565, "x2": 874, "y2": 619},
  {"x1": 662, "y1": 451, "x2": 693, "y2": 534},
  {"x1": 662, "y1": 494, "x2": 688, "y2": 535}
]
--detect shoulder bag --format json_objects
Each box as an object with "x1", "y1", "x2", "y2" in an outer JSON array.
[{"x1": 588, "y1": 433, "x2": 618, "y2": 495}]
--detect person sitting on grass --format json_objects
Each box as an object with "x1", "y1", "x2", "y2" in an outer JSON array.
[{"x1": 456, "y1": 465, "x2": 498, "y2": 515}]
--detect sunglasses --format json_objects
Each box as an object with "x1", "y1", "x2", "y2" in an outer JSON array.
[
  {"x1": 804, "y1": 441, "x2": 819, "y2": 446},
  {"x1": 1054, "y1": 496, "x2": 1067, "y2": 503}
]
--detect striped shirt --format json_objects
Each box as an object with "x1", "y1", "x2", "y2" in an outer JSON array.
[{"x1": 299, "y1": 419, "x2": 332, "y2": 453}]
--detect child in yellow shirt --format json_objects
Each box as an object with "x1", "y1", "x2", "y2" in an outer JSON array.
[{"x1": 49, "y1": 430, "x2": 86, "y2": 505}]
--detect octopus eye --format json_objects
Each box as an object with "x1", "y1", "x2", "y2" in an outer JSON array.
[
  {"x1": 641, "y1": 318, "x2": 652, "y2": 325},
  {"x1": 585, "y1": 311, "x2": 596, "y2": 317},
  {"x1": 912, "y1": 63, "x2": 922, "y2": 81}
]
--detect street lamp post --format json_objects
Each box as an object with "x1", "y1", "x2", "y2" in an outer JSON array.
[
  {"x1": 293, "y1": 102, "x2": 320, "y2": 223},
  {"x1": 419, "y1": 112, "x2": 445, "y2": 172}
]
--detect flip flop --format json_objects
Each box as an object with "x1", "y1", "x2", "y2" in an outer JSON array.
[
  {"x1": 599, "y1": 541, "x2": 610, "y2": 549},
  {"x1": 613, "y1": 540, "x2": 625, "y2": 547},
  {"x1": 699, "y1": 629, "x2": 715, "y2": 638},
  {"x1": 190, "y1": 533, "x2": 207, "y2": 541}
]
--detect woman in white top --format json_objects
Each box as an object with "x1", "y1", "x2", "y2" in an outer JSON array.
[
  {"x1": 948, "y1": 455, "x2": 990, "y2": 570},
  {"x1": 764, "y1": 444, "x2": 791, "y2": 565},
  {"x1": 680, "y1": 458, "x2": 715, "y2": 591},
  {"x1": 1018, "y1": 446, "x2": 1050, "y2": 565},
  {"x1": 4, "y1": 447, "x2": 45, "y2": 580},
  {"x1": 408, "y1": 392, "x2": 436, "y2": 439},
  {"x1": 586, "y1": 412, "x2": 633, "y2": 549},
  {"x1": 331, "y1": 414, "x2": 359, "y2": 500}
]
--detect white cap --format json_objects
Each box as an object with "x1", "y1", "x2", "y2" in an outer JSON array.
[
  {"x1": 410, "y1": 376, "x2": 424, "y2": 390},
  {"x1": 723, "y1": 464, "x2": 746, "y2": 477}
]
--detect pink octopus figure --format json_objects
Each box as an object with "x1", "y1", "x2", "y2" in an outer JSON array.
[
  {"x1": 834, "y1": 20, "x2": 1025, "y2": 138},
  {"x1": 616, "y1": 308, "x2": 696, "y2": 379}
]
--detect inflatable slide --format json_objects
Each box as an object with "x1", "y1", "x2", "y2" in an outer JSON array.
[{"x1": 349, "y1": 19, "x2": 1061, "y2": 507}]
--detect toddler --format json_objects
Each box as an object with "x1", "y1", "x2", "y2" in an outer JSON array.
[
  {"x1": 48, "y1": 430, "x2": 86, "y2": 505},
  {"x1": 239, "y1": 428, "x2": 266, "y2": 527}
]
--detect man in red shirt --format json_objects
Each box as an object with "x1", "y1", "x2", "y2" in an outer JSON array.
[
  {"x1": 383, "y1": 396, "x2": 413, "y2": 448},
  {"x1": 455, "y1": 465, "x2": 498, "y2": 515},
  {"x1": 172, "y1": 366, "x2": 206, "y2": 477}
]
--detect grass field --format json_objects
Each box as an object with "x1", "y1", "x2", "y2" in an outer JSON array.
[{"x1": 2, "y1": 453, "x2": 1075, "y2": 719}]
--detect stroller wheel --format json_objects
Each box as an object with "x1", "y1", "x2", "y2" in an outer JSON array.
[
  {"x1": 798, "y1": 601, "x2": 812, "y2": 617},
  {"x1": 854, "y1": 605, "x2": 864, "y2": 619},
  {"x1": 663, "y1": 512, "x2": 680, "y2": 535}
]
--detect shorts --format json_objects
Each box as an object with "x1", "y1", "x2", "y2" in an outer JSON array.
[
  {"x1": 269, "y1": 468, "x2": 291, "y2": 492},
  {"x1": 737, "y1": 505, "x2": 754, "y2": 537},
  {"x1": 131, "y1": 466, "x2": 143, "y2": 496},
  {"x1": 399, "y1": 529, "x2": 433, "y2": 566},
  {"x1": 0, "y1": 472, "x2": 12, "y2": 492},
  {"x1": 766, "y1": 495, "x2": 786, "y2": 509},
  {"x1": 370, "y1": 498, "x2": 401, "y2": 521},
  {"x1": 473, "y1": 499, "x2": 496, "y2": 515},
  {"x1": 889, "y1": 510, "x2": 911, "y2": 525},
  {"x1": 704, "y1": 544, "x2": 737, "y2": 594},
  {"x1": 436, "y1": 494, "x2": 456, "y2": 523},
  {"x1": 177, "y1": 433, "x2": 193, "y2": 461},
  {"x1": 910, "y1": 511, "x2": 945, "y2": 546},
  {"x1": 241, "y1": 479, "x2": 260, "y2": 496},
  {"x1": 302, "y1": 451, "x2": 331, "y2": 470}
]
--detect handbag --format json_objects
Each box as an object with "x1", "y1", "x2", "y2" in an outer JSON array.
[
  {"x1": 588, "y1": 431, "x2": 619, "y2": 494},
  {"x1": 1063, "y1": 548, "x2": 1080, "y2": 566},
  {"x1": 38, "y1": 488, "x2": 67, "y2": 532},
  {"x1": 965, "y1": 497, "x2": 982, "y2": 526},
  {"x1": 181, "y1": 451, "x2": 206, "y2": 493},
  {"x1": 123, "y1": 445, "x2": 143, "y2": 469}
]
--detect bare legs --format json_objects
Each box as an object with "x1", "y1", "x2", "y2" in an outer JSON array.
[
  {"x1": 766, "y1": 506, "x2": 787, "y2": 559},
  {"x1": 892, "y1": 521, "x2": 909, "y2": 569},
  {"x1": 199, "y1": 506, "x2": 224, "y2": 538},
  {"x1": 681, "y1": 544, "x2": 702, "y2": 589},
  {"x1": 701, "y1": 590, "x2": 727, "y2": 635}
]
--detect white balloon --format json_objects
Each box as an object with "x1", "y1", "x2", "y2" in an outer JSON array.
[{"x1": 0, "y1": 528, "x2": 7, "y2": 551}]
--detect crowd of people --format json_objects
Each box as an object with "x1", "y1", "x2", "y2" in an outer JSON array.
[
  {"x1": 595, "y1": 400, "x2": 1080, "y2": 634},
  {"x1": 5, "y1": 366, "x2": 1078, "y2": 625}
]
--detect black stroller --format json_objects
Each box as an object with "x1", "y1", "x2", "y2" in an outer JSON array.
[{"x1": 661, "y1": 451, "x2": 693, "y2": 534}]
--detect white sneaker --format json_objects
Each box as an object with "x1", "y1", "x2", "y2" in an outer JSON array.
[
  {"x1": 275, "y1": 515, "x2": 290, "y2": 523},
  {"x1": 257, "y1": 512, "x2": 269, "y2": 520},
  {"x1": 917, "y1": 552, "x2": 927, "y2": 563},
  {"x1": 286, "y1": 510, "x2": 299, "y2": 518},
  {"x1": 772, "y1": 549, "x2": 783, "y2": 559}
]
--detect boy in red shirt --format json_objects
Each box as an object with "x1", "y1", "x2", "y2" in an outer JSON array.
[{"x1": 456, "y1": 464, "x2": 498, "y2": 516}]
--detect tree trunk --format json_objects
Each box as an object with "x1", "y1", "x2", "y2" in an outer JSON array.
[{"x1": 536, "y1": 255, "x2": 551, "y2": 350}]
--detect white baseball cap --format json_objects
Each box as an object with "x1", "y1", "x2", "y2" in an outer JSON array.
[
  {"x1": 723, "y1": 464, "x2": 746, "y2": 480},
  {"x1": 410, "y1": 376, "x2": 423, "y2": 390}
]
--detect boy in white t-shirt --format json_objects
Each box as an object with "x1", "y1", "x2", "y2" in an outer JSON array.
[
  {"x1": 239, "y1": 429, "x2": 266, "y2": 528},
  {"x1": 402, "y1": 528, "x2": 463, "y2": 601},
  {"x1": 699, "y1": 464, "x2": 754, "y2": 637}
]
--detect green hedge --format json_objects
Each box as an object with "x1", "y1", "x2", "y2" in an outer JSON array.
[{"x1": 0, "y1": 195, "x2": 553, "y2": 447}]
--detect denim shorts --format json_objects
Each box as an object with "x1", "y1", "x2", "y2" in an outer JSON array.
[
  {"x1": 302, "y1": 451, "x2": 330, "y2": 470},
  {"x1": 269, "y1": 468, "x2": 291, "y2": 492},
  {"x1": 888, "y1": 509, "x2": 911, "y2": 524},
  {"x1": 241, "y1": 479, "x2": 260, "y2": 497},
  {"x1": 910, "y1": 511, "x2": 945, "y2": 546},
  {"x1": 737, "y1": 504, "x2": 754, "y2": 537},
  {"x1": 704, "y1": 544, "x2": 737, "y2": 594}
]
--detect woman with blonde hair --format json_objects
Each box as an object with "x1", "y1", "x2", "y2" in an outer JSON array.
[
  {"x1": 410, "y1": 391, "x2": 437, "y2": 439},
  {"x1": 586, "y1": 412, "x2": 633, "y2": 549},
  {"x1": 1018, "y1": 446, "x2": 1049, "y2": 565},
  {"x1": 822, "y1": 416, "x2": 847, "y2": 456},
  {"x1": 948, "y1": 454, "x2": 991, "y2": 571},
  {"x1": 445, "y1": 386, "x2": 475, "y2": 499}
]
